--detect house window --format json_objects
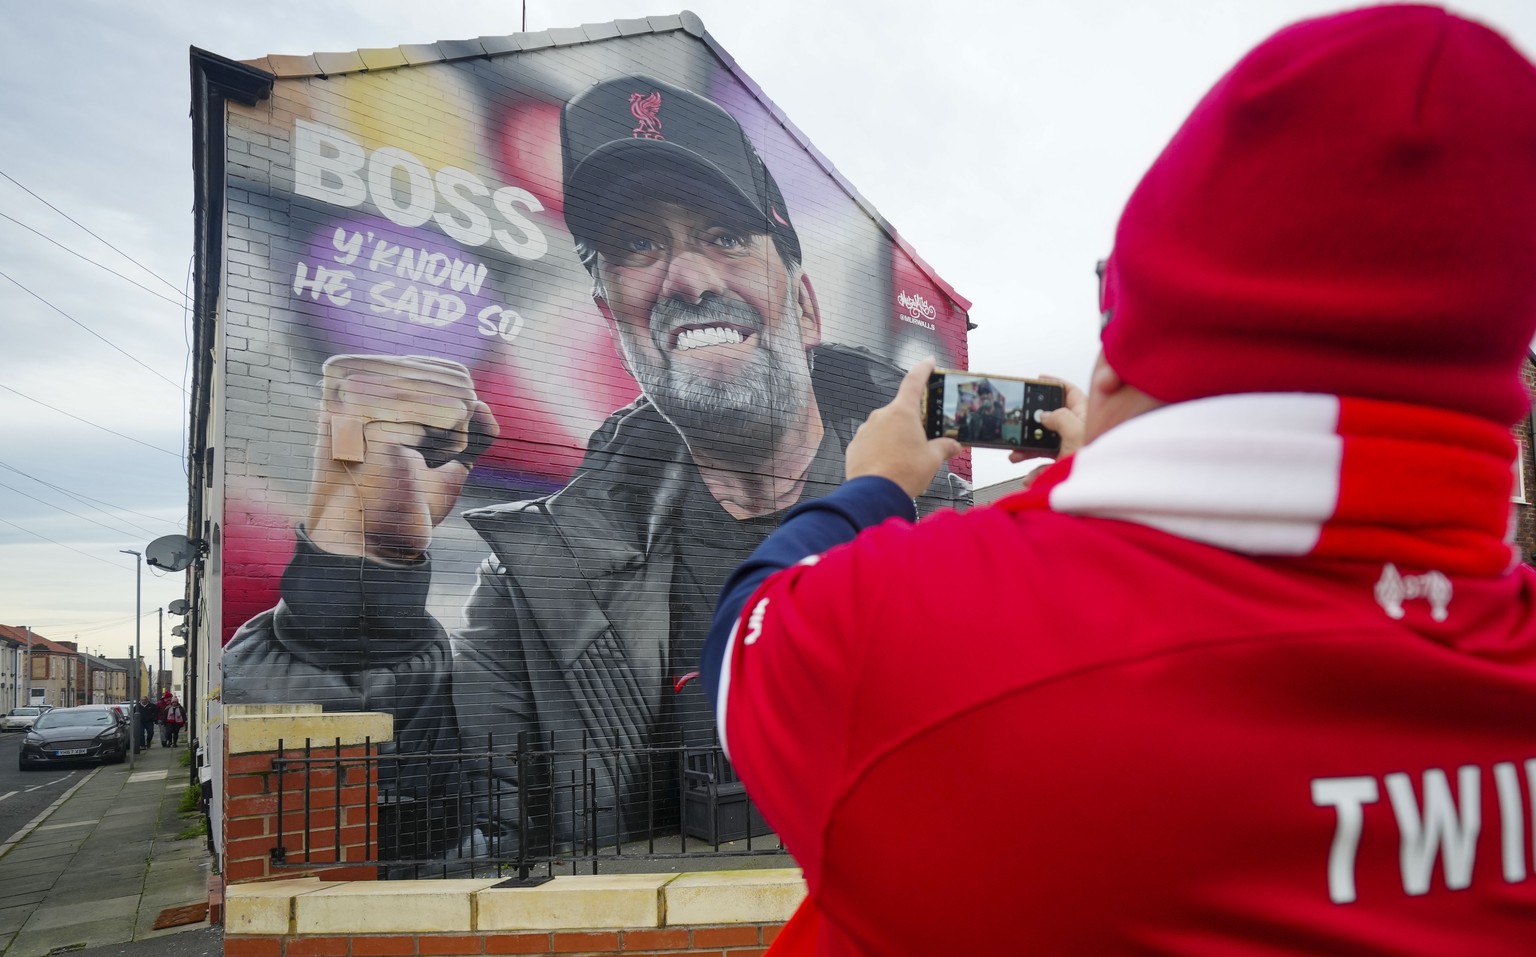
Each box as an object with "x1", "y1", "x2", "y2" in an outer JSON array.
[{"x1": 1517, "y1": 443, "x2": 1529, "y2": 505}]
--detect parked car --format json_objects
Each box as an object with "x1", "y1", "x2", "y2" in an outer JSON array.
[
  {"x1": 3, "y1": 707, "x2": 45, "y2": 732},
  {"x1": 18, "y1": 706, "x2": 131, "y2": 770},
  {"x1": 72, "y1": 703, "x2": 132, "y2": 725}
]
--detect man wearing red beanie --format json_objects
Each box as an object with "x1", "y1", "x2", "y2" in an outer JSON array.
[{"x1": 704, "y1": 6, "x2": 1536, "y2": 954}]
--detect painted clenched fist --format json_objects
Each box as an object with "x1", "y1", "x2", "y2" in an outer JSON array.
[{"x1": 306, "y1": 355, "x2": 499, "y2": 563}]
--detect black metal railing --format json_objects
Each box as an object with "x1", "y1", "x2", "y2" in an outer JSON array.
[{"x1": 269, "y1": 734, "x2": 786, "y2": 880}]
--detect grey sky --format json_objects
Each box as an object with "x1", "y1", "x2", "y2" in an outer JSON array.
[{"x1": 2, "y1": 0, "x2": 1532, "y2": 667}]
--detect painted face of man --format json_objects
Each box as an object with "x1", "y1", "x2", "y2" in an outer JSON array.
[{"x1": 591, "y1": 181, "x2": 820, "y2": 459}]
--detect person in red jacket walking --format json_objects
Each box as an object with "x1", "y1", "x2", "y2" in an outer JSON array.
[
  {"x1": 161, "y1": 696, "x2": 186, "y2": 748},
  {"x1": 152, "y1": 690, "x2": 169, "y2": 745},
  {"x1": 706, "y1": 6, "x2": 1536, "y2": 955}
]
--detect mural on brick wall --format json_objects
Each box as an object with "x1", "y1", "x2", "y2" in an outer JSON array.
[{"x1": 218, "y1": 31, "x2": 967, "y2": 861}]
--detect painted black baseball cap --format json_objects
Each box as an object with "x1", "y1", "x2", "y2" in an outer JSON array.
[{"x1": 561, "y1": 74, "x2": 801, "y2": 265}]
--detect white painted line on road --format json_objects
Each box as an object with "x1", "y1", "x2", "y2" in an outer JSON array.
[
  {"x1": 25, "y1": 774, "x2": 75, "y2": 792},
  {"x1": 0, "y1": 766, "x2": 100, "y2": 861},
  {"x1": 0, "y1": 791, "x2": 15, "y2": 804}
]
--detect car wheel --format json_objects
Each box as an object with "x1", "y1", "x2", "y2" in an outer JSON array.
[{"x1": 18, "y1": 759, "x2": 30, "y2": 772}]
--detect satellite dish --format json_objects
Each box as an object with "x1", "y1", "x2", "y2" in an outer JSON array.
[
  {"x1": 168, "y1": 599, "x2": 189, "y2": 615},
  {"x1": 171, "y1": 624, "x2": 187, "y2": 637},
  {"x1": 170, "y1": 644, "x2": 187, "y2": 658},
  {"x1": 145, "y1": 535, "x2": 197, "y2": 572}
]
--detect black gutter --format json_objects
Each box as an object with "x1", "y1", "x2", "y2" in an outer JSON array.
[{"x1": 187, "y1": 47, "x2": 273, "y2": 790}]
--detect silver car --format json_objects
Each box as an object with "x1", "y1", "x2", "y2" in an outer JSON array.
[
  {"x1": 71, "y1": 703, "x2": 131, "y2": 724},
  {"x1": 2, "y1": 707, "x2": 45, "y2": 732}
]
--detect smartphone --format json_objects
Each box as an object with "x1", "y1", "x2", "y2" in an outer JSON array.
[{"x1": 924, "y1": 369, "x2": 1065, "y2": 453}]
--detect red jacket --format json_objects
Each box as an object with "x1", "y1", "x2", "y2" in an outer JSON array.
[{"x1": 714, "y1": 395, "x2": 1536, "y2": 955}]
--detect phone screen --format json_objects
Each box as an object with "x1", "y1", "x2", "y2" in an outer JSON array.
[{"x1": 925, "y1": 370, "x2": 1064, "y2": 452}]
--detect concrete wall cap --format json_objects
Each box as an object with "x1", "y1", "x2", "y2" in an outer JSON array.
[
  {"x1": 225, "y1": 703, "x2": 324, "y2": 718},
  {"x1": 663, "y1": 868, "x2": 807, "y2": 926},
  {"x1": 227, "y1": 711, "x2": 394, "y2": 754},
  {"x1": 222, "y1": 871, "x2": 807, "y2": 936},
  {"x1": 665, "y1": 869, "x2": 805, "y2": 889},
  {"x1": 225, "y1": 877, "x2": 327, "y2": 936},
  {"x1": 294, "y1": 880, "x2": 497, "y2": 934},
  {"x1": 476, "y1": 873, "x2": 675, "y2": 931},
  {"x1": 226, "y1": 877, "x2": 326, "y2": 897},
  {"x1": 303, "y1": 879, "x2": 502, "y2": 897}
]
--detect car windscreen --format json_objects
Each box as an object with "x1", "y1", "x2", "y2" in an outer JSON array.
[
  {"x1": 11, "y1": 708, "x2": 40, "y2": 716},
  {"x1": 35, "y1": 712, "x2": 113, "y2": 729}
]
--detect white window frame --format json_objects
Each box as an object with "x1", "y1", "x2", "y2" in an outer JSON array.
[{"x1": 1516, "y1": 442, "x2": 1529, "y2": 505}]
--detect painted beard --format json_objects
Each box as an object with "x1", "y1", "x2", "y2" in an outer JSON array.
[{"x1": 623, "y1": 292, "x2": 814, "y2": 464}]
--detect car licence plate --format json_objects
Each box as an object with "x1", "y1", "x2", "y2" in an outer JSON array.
[{"x1": 54, "y1": 749, "x2": 86, "y2": 756}]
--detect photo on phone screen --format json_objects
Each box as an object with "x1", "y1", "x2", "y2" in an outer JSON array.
[{"x1": 925, "y1": 370, "x2": 1064, "y2": 452}]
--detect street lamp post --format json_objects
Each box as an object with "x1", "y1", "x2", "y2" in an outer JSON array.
[
  {"x1": 120, "y1": 549, "x2": 142, "y2": 703},
  {"x1": 22, "y1": 625, "x2": 32, "y2": 708}
]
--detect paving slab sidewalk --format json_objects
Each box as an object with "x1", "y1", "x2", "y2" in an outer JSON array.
[{"x1": 0, "y1": 743, "x2": 213, "y2": 957}]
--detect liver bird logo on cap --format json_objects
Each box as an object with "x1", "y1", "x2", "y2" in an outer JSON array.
[{"x1": 629, "y1": 92, "x2": 663, "y2": 140}]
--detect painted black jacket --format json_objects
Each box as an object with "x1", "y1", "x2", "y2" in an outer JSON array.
[{"x1": 223, "y1": 343, "x2": 966, "y2": 861}]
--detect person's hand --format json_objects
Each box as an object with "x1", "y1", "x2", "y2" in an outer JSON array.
[
  {"x1": 846, "y1": 358, "x2": 962, "y2": 497},
  {"x1": 1008, "y1": 375, "x2": 1087, "y2": 466},
  {"x1": 305, "y1": 356, "x2": 499, "y2": 564}
]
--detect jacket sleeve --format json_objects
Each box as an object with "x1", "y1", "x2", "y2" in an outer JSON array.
[
  {"x1": 222, "y1": 529, "x2": 456, "y2": 748},
  {"x1": 223, "y1": 529, "x2": 464, "y2": 858},
  {"x1": 701, "y1": 476, "x2": 916, "y2": 880},
  {"x1": 449, "y1": 557, "x2": 540, "y2": 860},
  {"x1": 702, "y1": 476, "x2": 916, "y2": 710}
]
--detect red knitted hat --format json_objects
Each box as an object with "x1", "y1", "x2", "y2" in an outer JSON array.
[{"x1": 1100, "y1": 5, "x2": 1536, "y2": 425}]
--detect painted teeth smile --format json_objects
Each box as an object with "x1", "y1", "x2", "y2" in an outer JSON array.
[{"x1": 673, "y1": 326, "x2": 748, "y2": 351}]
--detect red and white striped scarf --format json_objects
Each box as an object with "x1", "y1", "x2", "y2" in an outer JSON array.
[{"x1": 1006, "y1": 394, "x2": 1520, "y2": 578}]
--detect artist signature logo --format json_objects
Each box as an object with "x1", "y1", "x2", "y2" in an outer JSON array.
[
  {"x1": 897, "y1": 291, "x2": 937, "y2": 330},
  {"x1": 630, "y1": 92, "x2": 663, "y2": 140},
  {"x1": 899, "y1": 291, "x2": 938, "y2": 321}
]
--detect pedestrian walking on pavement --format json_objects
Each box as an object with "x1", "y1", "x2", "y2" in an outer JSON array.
[
  {"x1": 163, "y1": 696, "x2": 185, "y2": 747},
  {"x1": 135, "y1": 695, "x2": 157, "y2": 749},
  {"x1": 156, "y1": 690, "x2": 173, "y2": 746}
]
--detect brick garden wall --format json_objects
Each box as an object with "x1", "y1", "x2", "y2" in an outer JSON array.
[
  {"x1": 222, "y1": 873, "x2": 801, "y2": 957},
  {"x1": 223, "y1": 707, "x2": 388, "y2": 886},
  {"x1": 225, "y1": 920, "x2": 785, "y2": 957},
  {"x1": 224, "y1": 741, "x2": 380, "y2": 885},
  {"x1": 222, "y1": 711, "x2": 803, "y2": 957}
]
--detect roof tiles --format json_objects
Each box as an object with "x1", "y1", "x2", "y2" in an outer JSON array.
[
  {"x1": 399, "y1": 43, "x2": 444, "y2": 66},
  {"x1": 313, "y1": 50, "x2": 368, "y2": 76},
  {"x1": 242, "y1": 15, "x2": 700, "y2": 77},
  {"x1": 266, "y1": 53, "x2": 322, "y2": 76},
  {"x1": 356, "y1": 46, "x2": 409, "y2": 72}
]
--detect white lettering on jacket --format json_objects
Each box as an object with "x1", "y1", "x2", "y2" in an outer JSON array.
[
  {"x1": 1374, "y1": 563, "x2": 1452, "y2": 621},
  {"x1": 1312, "y1": 760, "x2": 1534, "y2": 903},
  {"x1": 743, "y1": 598, "x2": 769, "y2": 646}
]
